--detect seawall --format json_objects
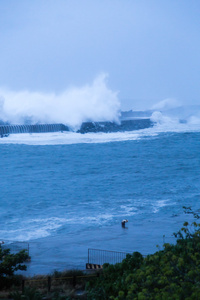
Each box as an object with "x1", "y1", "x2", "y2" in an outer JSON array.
[{"x1": 0, "y1": 118, "x2": 153, "y2": 137}]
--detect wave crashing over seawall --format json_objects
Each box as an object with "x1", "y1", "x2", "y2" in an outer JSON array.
[{"x1": 0, "y1": 119, "x2": 153, "y2": 137}]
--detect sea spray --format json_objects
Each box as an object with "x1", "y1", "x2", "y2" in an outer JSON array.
[
  {"x1": 151, "y1": 98, "x2": 181, "y2": 111},
  {"x1": 0, "y1": 74, "x2": 120, "y2": 129}
]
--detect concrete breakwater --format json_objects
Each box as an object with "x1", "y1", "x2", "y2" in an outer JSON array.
[
  {"x1": 0, "y1": 123, "x2": 68, "y2": 137},
  {"x1": 0, "y1": 118, "x2": 153, "y2": 137}
]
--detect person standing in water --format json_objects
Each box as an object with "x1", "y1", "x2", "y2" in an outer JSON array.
[{"x1": 121, "y1": 219, "x2": 128, "y2": 228}]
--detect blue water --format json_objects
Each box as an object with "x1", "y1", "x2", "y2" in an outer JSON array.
[{"x1": 1, "y1": 128, "x2": 200, "y2": 275}]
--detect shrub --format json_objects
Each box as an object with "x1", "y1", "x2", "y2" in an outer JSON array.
[{"x1": 0, "y1": 248, "x2": 29, "y2": 289}]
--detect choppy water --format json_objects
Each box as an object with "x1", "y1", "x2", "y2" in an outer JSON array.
[{"x1": 1, "y1": 118, "x2": 200, "y2": 275}]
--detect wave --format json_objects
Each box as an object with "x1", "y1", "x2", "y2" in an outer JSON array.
[
  {"x1": 0, "y1": 74, "x2": 120, "y2": 128},
  {"x1": 150, "y1": 106, "x2": 200, "y2": 132},
  {"x1": 1, "y1": 101, "x2": 200, "y2": 144},
  {"x1": 0, "y1": 199, "x2": 169, "y2": 241}
]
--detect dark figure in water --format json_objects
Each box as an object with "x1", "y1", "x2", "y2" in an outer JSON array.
[{"x1": 121, "y1": 219, "x2": 128, "y2": 228}]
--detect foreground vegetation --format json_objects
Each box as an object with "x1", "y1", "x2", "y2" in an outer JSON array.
[
  {"x1": 1, "y1": 207, "x2": 200, "y2": 299},
  {"x1": 0, "y1": 247, "x2": 29, "y2": 290}
]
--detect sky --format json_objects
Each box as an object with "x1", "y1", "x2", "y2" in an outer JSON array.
[{"x1": 0, "y1": 0, "x2": 200, "y2": 111}]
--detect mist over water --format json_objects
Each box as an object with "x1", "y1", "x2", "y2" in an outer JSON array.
[
  {"x1": 150, "y1": 98, "x2": 200, "y2": 129},
  {"x1": 0, "y1": 74, "x2": 120, "y2": 129},
  {"x1": 0, "y1": 79, "x2": 200, "y2": 145}
]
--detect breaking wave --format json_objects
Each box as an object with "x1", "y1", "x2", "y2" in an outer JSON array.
[
  {"x1": 0, "y1": 73, "x2": 120, "y2": 129},
  {"x1": 0, "y1": 84, "x2": 200, "y2": 145}
]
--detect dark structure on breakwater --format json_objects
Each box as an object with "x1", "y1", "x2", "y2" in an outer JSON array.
[
  {"x1": 77, "y1": 118, "x2": 152, "y2": 133},
  {"x1": 0, "y1": 118, "x2": 153, "y2": 137}
]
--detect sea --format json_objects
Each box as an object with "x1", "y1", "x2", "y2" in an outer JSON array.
[{"x1": 1, "y1": 110, "x2": 200, "y2": 275}]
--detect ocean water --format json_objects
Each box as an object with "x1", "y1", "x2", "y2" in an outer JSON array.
[{"x1": 1, "y1": 117, "x2": 200, "y2": 275}]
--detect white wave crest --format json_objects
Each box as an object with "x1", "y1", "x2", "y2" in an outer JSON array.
[
  {"x1": 150, "y1": 107, "x2": 200, "y2": 133},
  {"x1": 150, "y1": 111, "x2": 179, "y2": 125}
]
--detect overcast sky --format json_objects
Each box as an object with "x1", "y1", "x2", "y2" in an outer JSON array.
[{"x1": 0, "y1": 0, "x2": 200, "y2": 110}]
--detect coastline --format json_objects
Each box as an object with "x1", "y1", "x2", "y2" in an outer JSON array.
[{"x1": 20, "y1": 216, "x2": 180, "y2": 276}]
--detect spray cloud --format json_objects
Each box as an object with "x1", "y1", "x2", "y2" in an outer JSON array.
[{"x1": 0, "y1": 74, "x2": 120, "y2": 129}]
